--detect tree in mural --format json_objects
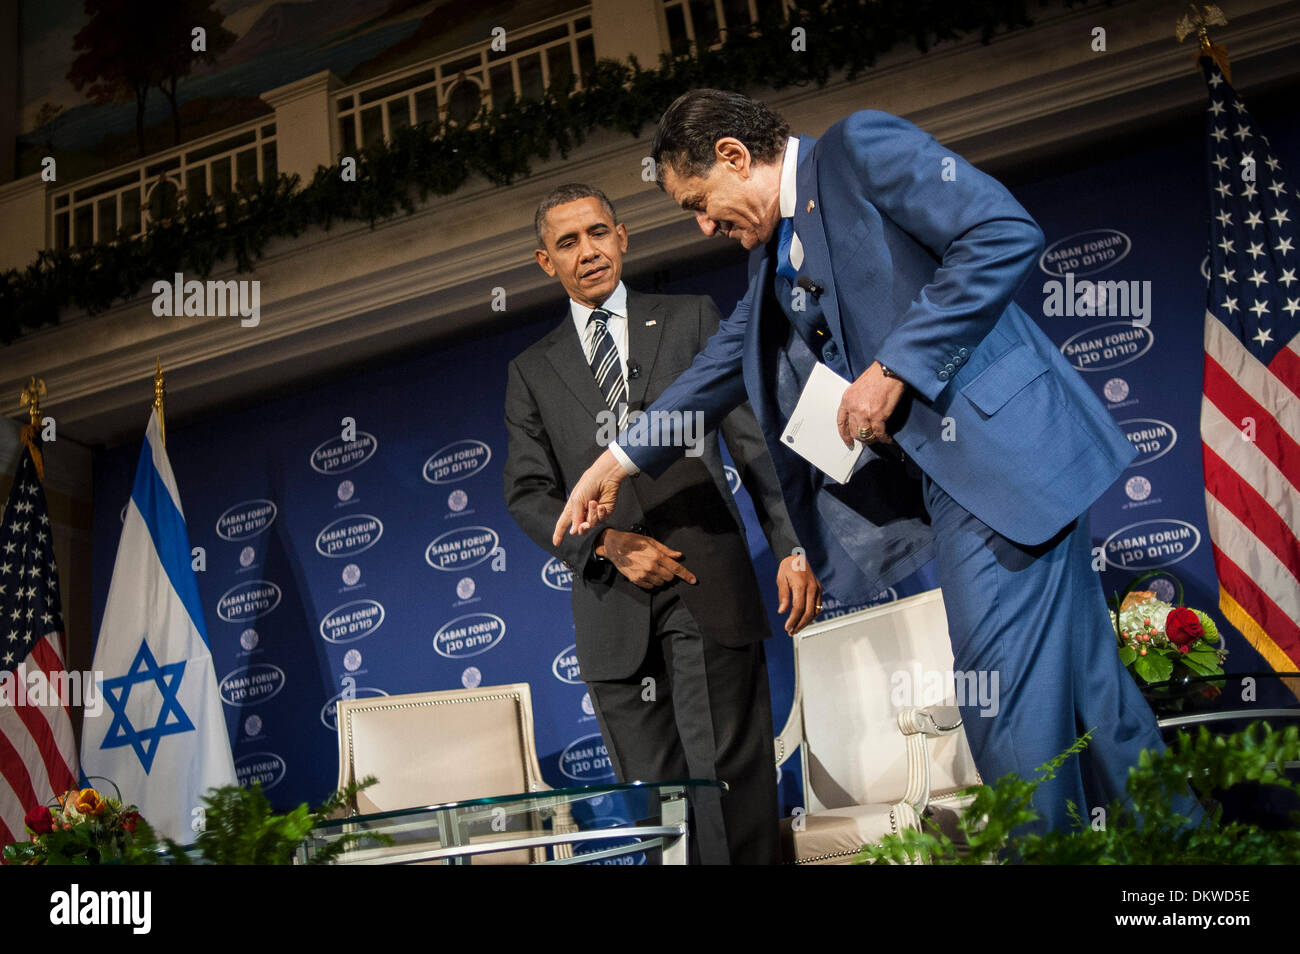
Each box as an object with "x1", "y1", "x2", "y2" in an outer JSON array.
[{"x1": 67, "y1": 0, "x2": 236, "y2": 157}]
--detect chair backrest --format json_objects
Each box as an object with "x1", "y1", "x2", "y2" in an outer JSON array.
[
  {"x1": 336, "y1": 683, "x2": 544, "y2": 815},
  {"x1": 793, "y1": 590, "x2": 980, "y2": 811}
]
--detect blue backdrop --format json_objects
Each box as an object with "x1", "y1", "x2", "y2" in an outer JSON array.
[{"x1": 90, "y1": 98, "x2": 1299, "y2": 847}]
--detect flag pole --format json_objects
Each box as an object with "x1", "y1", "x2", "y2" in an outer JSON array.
[
  {"x1": 153, "y1": 357, "x2": 166, "y2": 448},
  {"x1": 18, "y1": 375, "x2": 46, "y2": 481}
]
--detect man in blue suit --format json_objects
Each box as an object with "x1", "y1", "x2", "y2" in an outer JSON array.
[{"x1": 553, "y1": 89, "x2": 1175, "y2": 835}]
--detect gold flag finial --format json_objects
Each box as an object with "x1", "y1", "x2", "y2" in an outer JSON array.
[
  {"x1": 153, "y1": 358, "x2": 166, "y2": 447},
  {"x1": 19, "y1": 376, "x2": 48, "y2": 480},
  {"x1": 1176, "y1": 4, "x2": 1230, "y2": 81}
]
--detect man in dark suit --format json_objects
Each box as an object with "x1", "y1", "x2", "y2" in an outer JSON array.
[
  {"x1": 503, "y1": 183, "x2": 820, "y2": 864},
  {"x1": 554, "y1": 92, "x2": 1195, "y2": 835}
]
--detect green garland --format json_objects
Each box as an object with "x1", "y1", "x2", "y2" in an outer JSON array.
[{"x1": 0, "y1": 0, "x2": 1097, "y2": 343}]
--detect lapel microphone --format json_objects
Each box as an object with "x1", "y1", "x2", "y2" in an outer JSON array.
[
  {"x1": 797, "y1": 277, "x2": 824, "y2": 299},
  {"x1": 628, "y1": 361, "x2": 641, "y2": 379}
]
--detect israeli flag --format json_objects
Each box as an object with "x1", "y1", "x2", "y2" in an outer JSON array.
[{"x1": 81, "y1": 410, "x2": 236, "y2": 842}]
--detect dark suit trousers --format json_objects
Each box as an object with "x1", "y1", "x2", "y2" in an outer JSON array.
[{"x1": 585, "y1": 591, "x2": 781, "y2": 864}]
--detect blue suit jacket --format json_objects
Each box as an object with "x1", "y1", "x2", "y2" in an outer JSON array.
[{"x1": 621, "y1": 110, "x2": 1135, "y2": 601}]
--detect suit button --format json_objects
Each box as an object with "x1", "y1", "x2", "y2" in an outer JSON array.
[
  {"x1": 952, "y1": 354, "x2": 964, "y2": 366},
  {"x1": 943, "y1": 363, "x2": 955, "y2": 374},
  {"x1": 562, "y1": 560, "x2": 572, "y2": 570},
  {"x1": 822, "y1": 342, "x2": 839, "y2": 361},
  {"x1": 938, "y1": 370, "x2": 950, "y2": 381},
  {"x1": 958, "y1": 347, "x2": 969, "y2": 358},
  {"x1": 631, "y1": 523, "x2": 647, "y2": 536}
]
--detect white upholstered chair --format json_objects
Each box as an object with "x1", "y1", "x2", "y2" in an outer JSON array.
[
  {"x1": 774, "y1": 589, "x2": 983, "y2": 864},
  {"x1": 335, "y1": 683, "x2": 575, "y2": 864}
]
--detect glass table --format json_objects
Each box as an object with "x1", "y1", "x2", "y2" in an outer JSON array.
[
  {"x1": 297, "y1": 778, "x2": 727, "y2": 865},
  {"x1": 1140, "y1": 670, "x2": 1300, "y2": 731}
]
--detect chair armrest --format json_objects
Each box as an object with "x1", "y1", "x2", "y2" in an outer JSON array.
[
  {"x1": 774, "y1": 687, "x2": 804, "y2": 767},
  {"x1": 896, "y1": 706, "x2": 963, "y2": 814},
  {"x1": 898, "y1": 705, "x2": 962, "y2": 737}
]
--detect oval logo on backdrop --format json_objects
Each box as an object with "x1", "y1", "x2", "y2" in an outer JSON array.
[
  {"x1": 218, "y1": 663, "x2": 286, "y2": 706},
  {"x1": 1103, "y1": 519, "x2": 1201, "y2": 570},
  {"x1": 425, "y1": 526, "x2": 499, "y2": 571},
  {"x1": 216, "y1": 499, "x2": 277, "y2": 541},
  {"x1": 235, "y1": 752, "x2": 287, "y2": 791},
  {"x1": 559, "y1": 733, "x2": 616, "y2": 782},
  {"x1": 552, "y1": 644, "x2": 581, "y2": 684},
  {"x1": 315, "y1": 514, "x2": 383, "y2": 558},
  {"x1": 433, "y1": 613, "x2": 506, "y2": 658},
  {"x1": 423, "y1": 439, "x2": 492, "y2": 484},
  {"x1": 1119, "y1": 418, "x2": 1178, "y2": 466},
  {"x1": 1038, "y1": 229, "x2": 1132, "y2": 277},
  {"x1": 217, "y1": 581, "x2": 282, "y2": 622},
  {"x1": 320, "y1": 599, "x2": 386, "y2": 644},
  {"x1": 320, "y1": 687, "x2": 389, "y2": 731},
  {"x1": 542, "y1": 557, "x2": 572, "y2": 591},
  {"x1": 310, "y1": 432, "x2": 378, "y2": 475},
  {"x1": 1060, "y1": 322, "x2": 1154, "y2": 372}
]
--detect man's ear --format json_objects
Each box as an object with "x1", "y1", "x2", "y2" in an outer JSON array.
[
  {"x1": 714, "y1": 137, "x2": 751, "y2": 176},
  {"x1": 535, "y1": 247, "x2": 556, "y2": 276},
  {"x1": 616, "y1": 222, "x2": 628, "y2": 254}
]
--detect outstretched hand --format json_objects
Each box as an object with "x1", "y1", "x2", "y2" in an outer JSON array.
[{"x1": 552, "y1": 448, "x2": 629, "y2": 545}]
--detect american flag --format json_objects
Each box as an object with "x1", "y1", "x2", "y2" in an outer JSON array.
[
  {"x1": 0, "y1": 441, "x2": 79, "y2": 847},
  {"x1": 1198, "y1": 60, "x2": 1300, "y2": 677}
]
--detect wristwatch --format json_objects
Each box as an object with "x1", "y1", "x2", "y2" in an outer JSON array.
[{"x1": 878, "y1": 363, "x2": 904, "y2": 381}]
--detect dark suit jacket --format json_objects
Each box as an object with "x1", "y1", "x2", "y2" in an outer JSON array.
[{"x1": 503, "y1": 288, "x2": 801, "y2": 682}]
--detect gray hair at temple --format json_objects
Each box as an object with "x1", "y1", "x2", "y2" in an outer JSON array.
[
  {"x1": 650, "y1": 89, "x2": 791, "y2": 186},
  {"x1": 534, "y1": 183, "x2": 618, "y2": 246}
]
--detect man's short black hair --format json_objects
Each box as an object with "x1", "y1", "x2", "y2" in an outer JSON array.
[
  {"x1": 534, "y1": 183, "x2": 617, "y2": 246},
  {"x1": 651, "y1": 89, "x2": 790, "y2": 186}
]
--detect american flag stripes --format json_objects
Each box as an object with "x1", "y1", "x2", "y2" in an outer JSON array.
[{"x1": 1198, "y1": 60, "x2": 1300, "y2": 677}]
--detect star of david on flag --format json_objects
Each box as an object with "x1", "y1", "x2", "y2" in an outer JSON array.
[{"x1": 80, "y1": 410, "x2": 235, "y2": 841}]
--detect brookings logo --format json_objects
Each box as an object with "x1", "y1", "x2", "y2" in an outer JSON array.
[
  {"x1": 425, "y1": 525, "x2": 499, "y2": 571},
  {"x1": 1103, "y1": 519, "x2": 1202, "y2": 570},
  {"x1": 316, "y1": 514, "x2": 383, "y2": 557},
  {"x1": 552, "y1": 644, "x2": 581, "y2": 684},
  {"x1": 424, "y1": 439, "x2": 492, "y2": 484},
  {"x1": 320, "y1": 599, "x2": 386, "y2": 644},
  {"x1": 1120, "y1": 418, "x2": 1178, "y2": 466},
  {"x1": 320, "y1": 686, "x2": 388, "y2": 731},
  {"x1": 216, "y1": 580, "x2": 282, "y2": 622},
  {"x1": 310, "y1": 432, "x2": 378, "y2": 475},
  {"x1": 559, "y1": 733, "x2": 615, "y2": 782},
  {"x1": 1038, "y1": 228, "x2": 1131, "y2": 277},
  {"x1": 434, "y1": 613, "x2": 506, "y2": 658},
  {"x1": 216, "y1": 499, "x2": 277, "y2": 541},
  {"x1": 1060, "y1": 322, "x2": 1154, "y2": 372},
  {"x1": 542, "y1": 556, "x2": 572, "y2": 591},
  {"x1": 218, "y1": 663, "x2": 286, "y2": 706},
  {"x1": 235, "y1": 752, "x2": 287, "y2": 791}
]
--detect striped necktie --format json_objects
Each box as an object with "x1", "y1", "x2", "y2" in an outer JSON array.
[{"x1": 586, "y1": 308, "x2": 628, "y2": 427}]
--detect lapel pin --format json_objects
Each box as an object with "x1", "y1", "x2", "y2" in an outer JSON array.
[
  {"x1": 645, "y1": 319, "x2": 656, "y2": 326},
  {"x1": 806, "y1": 199, "x2": 815, "y2": 213}
]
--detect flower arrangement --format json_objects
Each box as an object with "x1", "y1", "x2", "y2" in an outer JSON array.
[
  {"x1": 3, "y1": 783, "x2": 158, "y2": 865},
  {"x1": 1112, "y1": 573, "x2": 1227, "y2": 685}
]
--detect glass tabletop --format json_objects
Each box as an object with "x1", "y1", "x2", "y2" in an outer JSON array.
[{"x1": 1140, "y1": 670, "x2": 1300, "y2": 723}]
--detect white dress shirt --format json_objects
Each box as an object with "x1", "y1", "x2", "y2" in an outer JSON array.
[{"x1": 779, "y1": 135, "x2": 804, "y2": 269}]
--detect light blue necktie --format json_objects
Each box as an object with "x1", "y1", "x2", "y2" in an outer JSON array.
[{"x1": 776, "y1": 217, "x2": 799, "y2": 283}]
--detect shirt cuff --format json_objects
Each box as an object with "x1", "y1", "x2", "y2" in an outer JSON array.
[{"x1": 609, "y1": 442, "x2": 640, "y2": 476}]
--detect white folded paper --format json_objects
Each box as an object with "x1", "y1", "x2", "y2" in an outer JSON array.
[{"x1": 779, "y1": 362, "x2": 863, "y2": 483}]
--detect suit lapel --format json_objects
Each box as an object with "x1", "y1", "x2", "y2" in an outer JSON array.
[
  {"x1": 545, "y1": 312, "x2": 610, "y2": 423},
  {"x1": 624, "y1": 289, "x2": 664, "y2": 408},
  {"x1": 791, "y1": 135, "x2": 849, "y2": 373}
]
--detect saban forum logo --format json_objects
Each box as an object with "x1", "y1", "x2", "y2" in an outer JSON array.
[
  {"x1": 319, "y1": 599, "x2": 386, "y2": 644},
  {"x1": 434, "y1": 613, "x2": 506, "y2": 658},
  {"x1": 423, "y1": 439, "x2": 492, "y2": 484},
  {"x1": 218, "y1": 663, "x2": 287, "y2": 707},
  {"x1": 316, "y1": 514, "x2": 383, "y2": 558},
  {"x1": 235, "y1": 752, "x2": 287, "y2": 791},
  {"x1": 1038, "y1": 228, "x2": 1132, "y2": 277},
  {"x1": 216, "y1": 580, "x2": 282, "y2": 622},
  {"x1": 1103, "y1": 519, "x2": 1202, "y2": 571},
  {"x1": 552, "y1": 644, "x2": 581, "y2": 684},
  {"x1": 215, "y1": 499, "x2": 277, "y2": 540},
  {"x1": 1120, "y1": 419, "x2": 1178, "y2": 466},
  {"x1": 320, "y1": 686, "x2": 389, "y2": 731},
  {"x1": 542, "y1": 556, "x2": 572, "y2": 591},
  {"x1": 310, "y1": 431, "x2": 379, "y2": 475},
  {"x1": 1060, "y1": 322, "x2": 1154, "y2": 372},
  {"x1": 425, "y1": 526, "x2": 499, "y2": 571},
  {"x1": 559, "y1": 733, "x2": 616, "y2": 782}
]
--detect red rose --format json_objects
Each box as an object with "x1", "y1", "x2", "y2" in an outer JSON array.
[
  {"x1": 25, "y1": 805, "x2": 54, "y2": 836},
  {"x1": 122, "y1": 811, "x2": 141, "y2": 833},
  {"x1": 1166, "y1": 608, "x2": 1204, "y2": 647}
]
